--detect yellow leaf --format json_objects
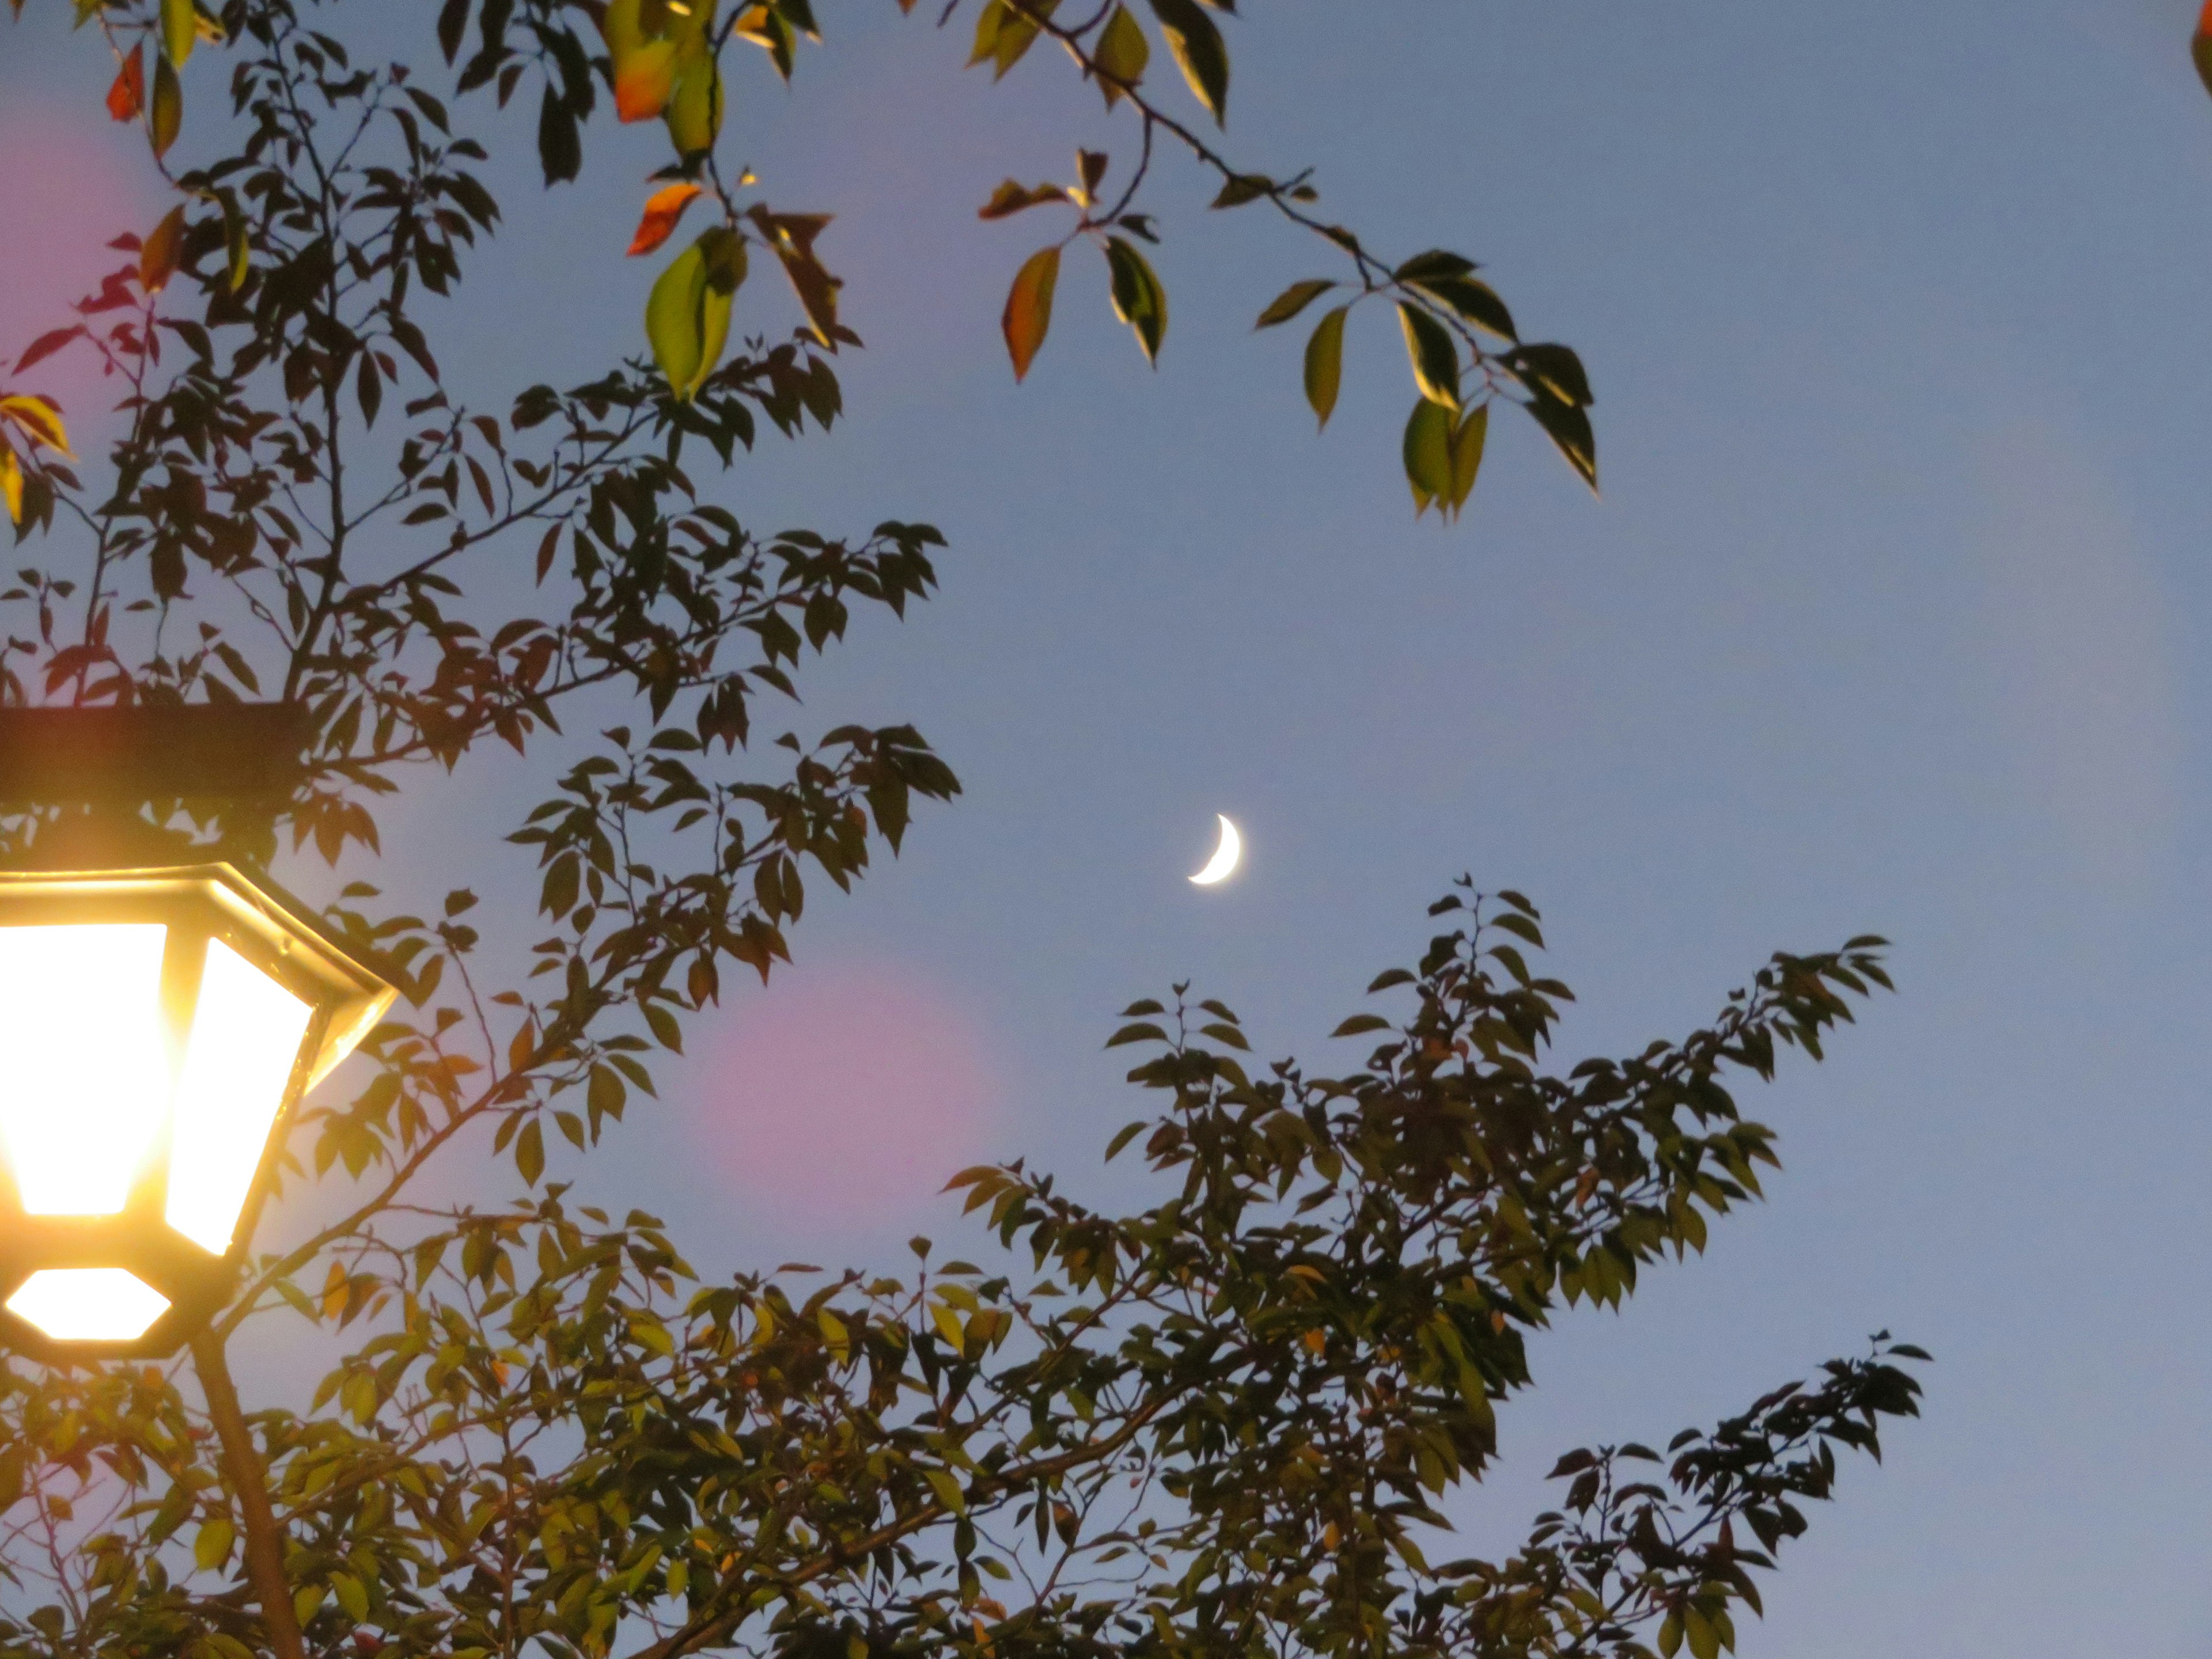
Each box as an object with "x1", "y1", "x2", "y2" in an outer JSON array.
[
  {"x1": 1001, "y1": 244, "x2": 1059, "y2": 382},
  {"x1": 0, "y1": 449, "x2": 21, "y2": 528},
  {"x1": 0, "y1": 396, "x2": 70, "y2": 460},
  {"x1": 161, "y1": 0, "x2": 195, "y2": 67},
  {"x1": 192, "y1": 1514, "x2": 234, "y2": 1571}
]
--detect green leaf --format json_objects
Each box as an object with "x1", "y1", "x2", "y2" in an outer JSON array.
[
  {"x1": 218, "y1": 191, "x2": 249, "y2": 291},
  {"x1": 1508, "y1": 342, "x2": 1592, "y2": 407},
  {"x1": 1104, "y1": 236, "x2": 1166, "y2": 365},
  {"x1": 1094, "y1": 3, "x2": 1149, "y2": 106},
  {"x1": 1105, "y1": 1021, "x2": 1168, "y2": 1048},
  {"x1": 1394, "y1": 249, "x2": 1475, "y2": 283},
  {"x1": 160, "y1": 0, "x2": 194, "y2": 66},
  {"x1": 665, "y1": 48, "x2": 722, "y2": 157},
  {"x1": 192, "y1": 1515, "x2": 234, "y2": 1572},
  {"x1": 1397, "y1": 302, "x2": 1459, "y2": 407},
  {"x1": 924, "y1": 1467, "x2": 968, "y2": 1516},
  {"x1": 1402, "y1": 397, "x2": 1453, "y2": 516},
  {"x1": 1409, "y1": 273, "x2": 1516, "y2": 342},
  {"x1": 1303, "y1": 304, "x2": 1346, "y2": 429},
  {"x1": 1524, "y1": 391, "x2": 1597, "y2": 491},
  {"x1": 1146, "y1": 0, "x2": 1228, "y2": 123},
  {"x1": 978, "y1": 179, "x2": 1068, "y2": 219},
  {"x1": 646, "y1": 226, "x2": 745, "y2": 399},
  {"x1": 972, "y1": 0, "x2": 1058, "y2": 77},
  {"x1": 1256, "y1": 278, "x2": 1332, "y2": 329},
  {"x1": 1448, "y1": 402, "x2": 1487, "y2": 517},
  {"x1": 1001, "y1": 244, "x2": 1060, "y2": 382},
  {"x1": 1331, "y1": 1012, "x2": 1391, "y2": 1038},
  {"x1": 1210, "y1": 172, "x2": 1272, "y2": 209},
  {"x1": 150, "y1": 52, "x2": 181, "y2": 158}
]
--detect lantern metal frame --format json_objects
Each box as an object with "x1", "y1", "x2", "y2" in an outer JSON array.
[{"x1": 0, "y1": 863, "x2": 393, "y2": 1361}]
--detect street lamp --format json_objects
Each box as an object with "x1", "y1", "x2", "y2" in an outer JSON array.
[
  {"x1": 0, "y1": 703, "x2": 393, "y2": 1362},
  {"x1": 0, "y1": 863, "x2": 393, "y2": 1358}
]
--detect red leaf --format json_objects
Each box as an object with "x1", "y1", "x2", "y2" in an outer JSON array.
[
  {"x1": 627, "y1": 181, "x2": 703, "y2": 256},
  {"x1": 16, "y1": 327, "x2": 85, "y2": 375},
  {"x1": 107, "y1": 45, "x2": 145, "y2": 123}
]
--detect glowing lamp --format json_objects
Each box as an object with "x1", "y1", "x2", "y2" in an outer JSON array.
[{"x1": 0, "y1": 866, "x2": 393, "y2": 1359}]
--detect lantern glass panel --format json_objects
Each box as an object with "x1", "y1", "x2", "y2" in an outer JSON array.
[
  {"x1": 165, "y1": 940, "x2": 312, "y2": 1253},
  {"x1": 5, "y1": 1267, "x2": 171, "y2": 1342},
  {"x1": 0, "y1": 924, "x2": 171, "y2": 1214}
]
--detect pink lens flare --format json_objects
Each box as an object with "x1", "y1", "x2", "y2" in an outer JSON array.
[
  {"x1": 0, "y1": 95, "x2": 159, "y2": 442},
  {"x1": 688, "y1": 960, "x2": 1005, "y2": 1228}
]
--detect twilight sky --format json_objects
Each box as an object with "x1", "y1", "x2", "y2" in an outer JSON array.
[{"x1": 7, "y1": 2, "x2": 2212, "y2": 1653}]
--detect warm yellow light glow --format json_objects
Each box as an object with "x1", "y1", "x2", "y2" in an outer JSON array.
[
  {"x1": 0, "y1": 925, "x2": 171, "y2": 1214},
  {"x1": 5, "y1": 1267, "x2": 171, "y2": 1342},
  {"x1": 165, "y1": 940, "x2": 312, "y2": 1254}
]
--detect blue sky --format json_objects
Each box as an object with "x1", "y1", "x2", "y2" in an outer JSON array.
[{"x1": 7, "y1": 1, "x2": 2212, "y2": 1653}]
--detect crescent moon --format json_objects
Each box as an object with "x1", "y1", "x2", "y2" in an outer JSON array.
[{"x1": 1189, "y1": 815, "x2": 1243, "y2": 886}]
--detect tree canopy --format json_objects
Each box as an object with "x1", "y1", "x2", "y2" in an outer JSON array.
[{"x1": 0, "y1": 6, "x2": 1921, "y2": 1659}]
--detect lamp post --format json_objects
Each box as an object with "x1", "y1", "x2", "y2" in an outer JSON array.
[
  {"x1": 0, "y1": 703, "x2": 394, "y2": 1659},
  {"x1": 0, "y1": 862, "x2": 393, "y2": 1355}
]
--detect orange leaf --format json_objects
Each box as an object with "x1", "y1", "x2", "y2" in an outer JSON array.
[
  {"x1": 1001, "y1": 244, "x2": 1059, "y2": 382},
  {"x1": 141, "y1": 204, "x2": 187, "y2": 294},
  {"x1": 107, "y1": 46, "x2": 145, "y2": 123},
  {"x1": 628, "y1": 182, "x2": 703, "y2": 256},
  {"x1": 615, "y1": 45, "x2": 679, "y2": 121}
]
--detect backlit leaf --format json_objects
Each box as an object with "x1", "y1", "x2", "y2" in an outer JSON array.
[
  {"x1": 1303, "y1": 304, "x2": 1346, "y2": 429},
  {"x1": 1147, "y1": 0, "x2": 1227, "y2": 123},
  {"x1": 604, "y1": 0, "x2": 680, "y2": 120},
  {"x1": 1104, "y1": 236, "x2": 1166, "y2": 365},
  {"x1": 1001, "y1": 244, "x2": 1060, "y2": 382},
  {"x1": 140, "y1": 204, "x2": 186, "y2": 294},
  {"x1": 192, "y1": 1515, "x2": 234, "y2": 1571},
  {"x1": 219, "y1": 190, "x2": 248, "y2": 290},
  {"x1": 150, "y1": 53, "x2": 180, "y2": 157},
  {"x1": 1448, "y1": 400, "x2": 1487, "y2": 517},
  {"x1": 106, "y1": 44, "x2": 144, "y2": 122},
  {"x1": 1256, "y1": 278, "x2": 1331, "y2": 329},
  {"x1": 160, "y1": 0, "x2": 193, "y2": 66},
  {"x1": 0, "y1": 397, "x2": 71, "y2": 459},
  {"x1": 1508, "y1": 342, "x2": 1592, "y2": 407},
  {"x1": 646, "y1": 226, "x2": 746, "y2": 399},
  {"x1": 628, "y1": 181, "x2": 703, "y2": 255},
  {"x1": 978, "y1": 179, "x2": 1068, "y2": 220},
  {"x1": 0, "y1": 450, "x2": 20, "y2": 529},
  {"x1": 1402, "y1": 396, "x2": 1453, "y2": 516},
  {"x1": 1524, "y1": 391, "x2": 1597, "y2": 491},
  {"x1": 1094, "y1": 3, "x2": 1148, "y2": 106},
  {"x1": 1397, "y1": 302, "x2": 1459, "y2": 407},
  {"x1": 1410, "y1": 272, "x2": 1516, "y2": 342},
  {"x1": 665, "y1": 49, "x2": 722, "y2": 157}
]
